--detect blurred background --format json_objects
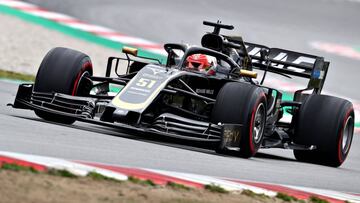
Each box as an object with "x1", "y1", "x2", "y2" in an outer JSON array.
[{"x1": 2, "y1": 0, "x2": 360, "y2": 99}]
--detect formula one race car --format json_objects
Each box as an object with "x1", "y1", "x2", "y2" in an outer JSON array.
[{"x1": 11, "y1": 21, "x2": 355, "y2": 167}]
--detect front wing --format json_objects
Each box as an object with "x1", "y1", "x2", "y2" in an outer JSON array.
[{"x1": 10, "y1": 83, "x2": 222, "y2": 144}]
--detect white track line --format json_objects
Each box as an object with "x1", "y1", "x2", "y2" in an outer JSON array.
[
  {"x1": 0, "y1": 151, "x2": 128, "y2": 180},
  {"x1": 27, "y1": 11, "x2": 76, "y2": 21},
  {"x1": 142, "y1": 168, "x2": 277, "y2": 196},
  {"x1": 0, "y1": 0, "x2": 36, "y2": 7}
]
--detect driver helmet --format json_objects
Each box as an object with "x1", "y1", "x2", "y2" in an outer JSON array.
[{"x1": 185, "y1": 54, "x2": 216, "y2": 75}]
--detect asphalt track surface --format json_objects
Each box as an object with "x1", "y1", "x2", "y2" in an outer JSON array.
[{"x1": 1, "y1": 0, "x2": 360, "y2": 193}]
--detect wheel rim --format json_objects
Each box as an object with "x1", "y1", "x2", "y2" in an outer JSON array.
[
  {"x1": 342, "y1": 116, "x2": 354, "y2": 154},
  {"x1": 253, "y1": 103, "x2": 266, "y2": 144}
]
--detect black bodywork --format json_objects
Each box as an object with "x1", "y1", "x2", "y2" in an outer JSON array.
[{"x1": 11, "y1": 21, "x2": 330, "y2": 151}]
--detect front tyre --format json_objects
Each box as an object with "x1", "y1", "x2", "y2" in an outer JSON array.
[
  {"x1": 34, "y1": 47, "x2": 93, "y2": 124},
  {"x1": 212, "y1": 82, "x2": 267, "y2": 158},
  {"x1": 293, "y1": 94, "x2": 355, "y2": 167}
]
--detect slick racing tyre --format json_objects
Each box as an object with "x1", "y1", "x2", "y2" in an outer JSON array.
[
  {"x1": 293, "y1": 94, "x2": 354, "y2": 167},
  {"x1": 34, "y1": 47, "x2": 93, "y2": 124},
  {"x1": 212, "y1": 82, "x2": 267, "y2": 158}
]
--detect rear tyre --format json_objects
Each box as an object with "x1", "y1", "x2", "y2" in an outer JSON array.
[
  {"x1": 293, "y1": 94, "x2": 354, "y2": 167},
  {"x1": 34, "y1": 47, "x2": 93, "y2": 124},
  {"x1": 212, "y1": 82, "x2": 267, "y2": 158}
]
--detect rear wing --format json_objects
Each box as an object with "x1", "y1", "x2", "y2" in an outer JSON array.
[
  {"x1": 226, "y1": 36, "x2": 329, "y2": 93},
  {"x1": 245, "y1": 42, "x2": 327, "y2": 76},
  {"x1": 245, "y1": 42, "x2": 329, "y2": 93}
]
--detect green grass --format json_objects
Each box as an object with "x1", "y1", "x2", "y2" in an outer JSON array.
[
  {"x1": 309, "y1": 196, "x2": 329, "y2": 203},
  {"x1": 0, "y1": 163, "x2": 38, "y2": 173},
  {"x1": 276, "y1": 192, "x2": 298, "y2": 202},
  {"x1": 1, "y1": 163, "x2": 76, "y2": 179},
  {"x1": 0, "y1": 69, "x2": 35, "y2": 81},
  {"x1": 166, "y1": 181, "x2": 191, "y2": 191},
  {"x1": 241, "y1": 189, "x2": 257, "y2": 198},
  {"x1": 87, "y1": 171, "x2": 120, "y2": 182},
  {"x1": 204, "y1": 184, "x2": 228, "y2": 194},
  {"x1": 242, "y1": 189, "x2": 270, "y2": 199},
  {"x1": 47, "y1": 169, "x2": 77, "y2": 178},
  {"x1": 128, "y1": 176, "x2": 156, "y2": 187},
  {"x1": 1, "y1": 162, "x2": 338, "y2": 203}
]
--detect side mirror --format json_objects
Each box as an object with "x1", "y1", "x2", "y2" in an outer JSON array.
[{"x1": 122, "y1": 46, "x2": 138, "y2": 56}]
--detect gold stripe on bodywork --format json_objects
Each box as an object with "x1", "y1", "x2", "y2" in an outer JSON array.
[
  {"x1": 112, "y1": 85, "x2": 163, "y2": 110},
  {"x1": 111, "y1": 70, "x2": 183, "y2": 111}
]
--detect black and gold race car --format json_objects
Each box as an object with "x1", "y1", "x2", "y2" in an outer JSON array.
[{"x1": 11, "y1": 21, "x2": 355, "y2": 167}]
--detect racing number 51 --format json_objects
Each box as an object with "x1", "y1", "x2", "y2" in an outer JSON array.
[{"x1": 136, "y1": 78, "x2": 156, "y2": 89}]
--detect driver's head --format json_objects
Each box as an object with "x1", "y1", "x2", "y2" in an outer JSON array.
[{"x1": 186, "y1": 54, "x2": 211, "y2": 71}]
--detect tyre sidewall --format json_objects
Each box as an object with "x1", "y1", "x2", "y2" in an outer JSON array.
[
  {"x1": 294, "y1": 94, "x2": 354, "y2": 166},
  {"x1": 34, "y1": 47, "x2": 93, "y2": 95},
  {"x1": 243, "y1": 92, "x2": 267, "y2": 156}
]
